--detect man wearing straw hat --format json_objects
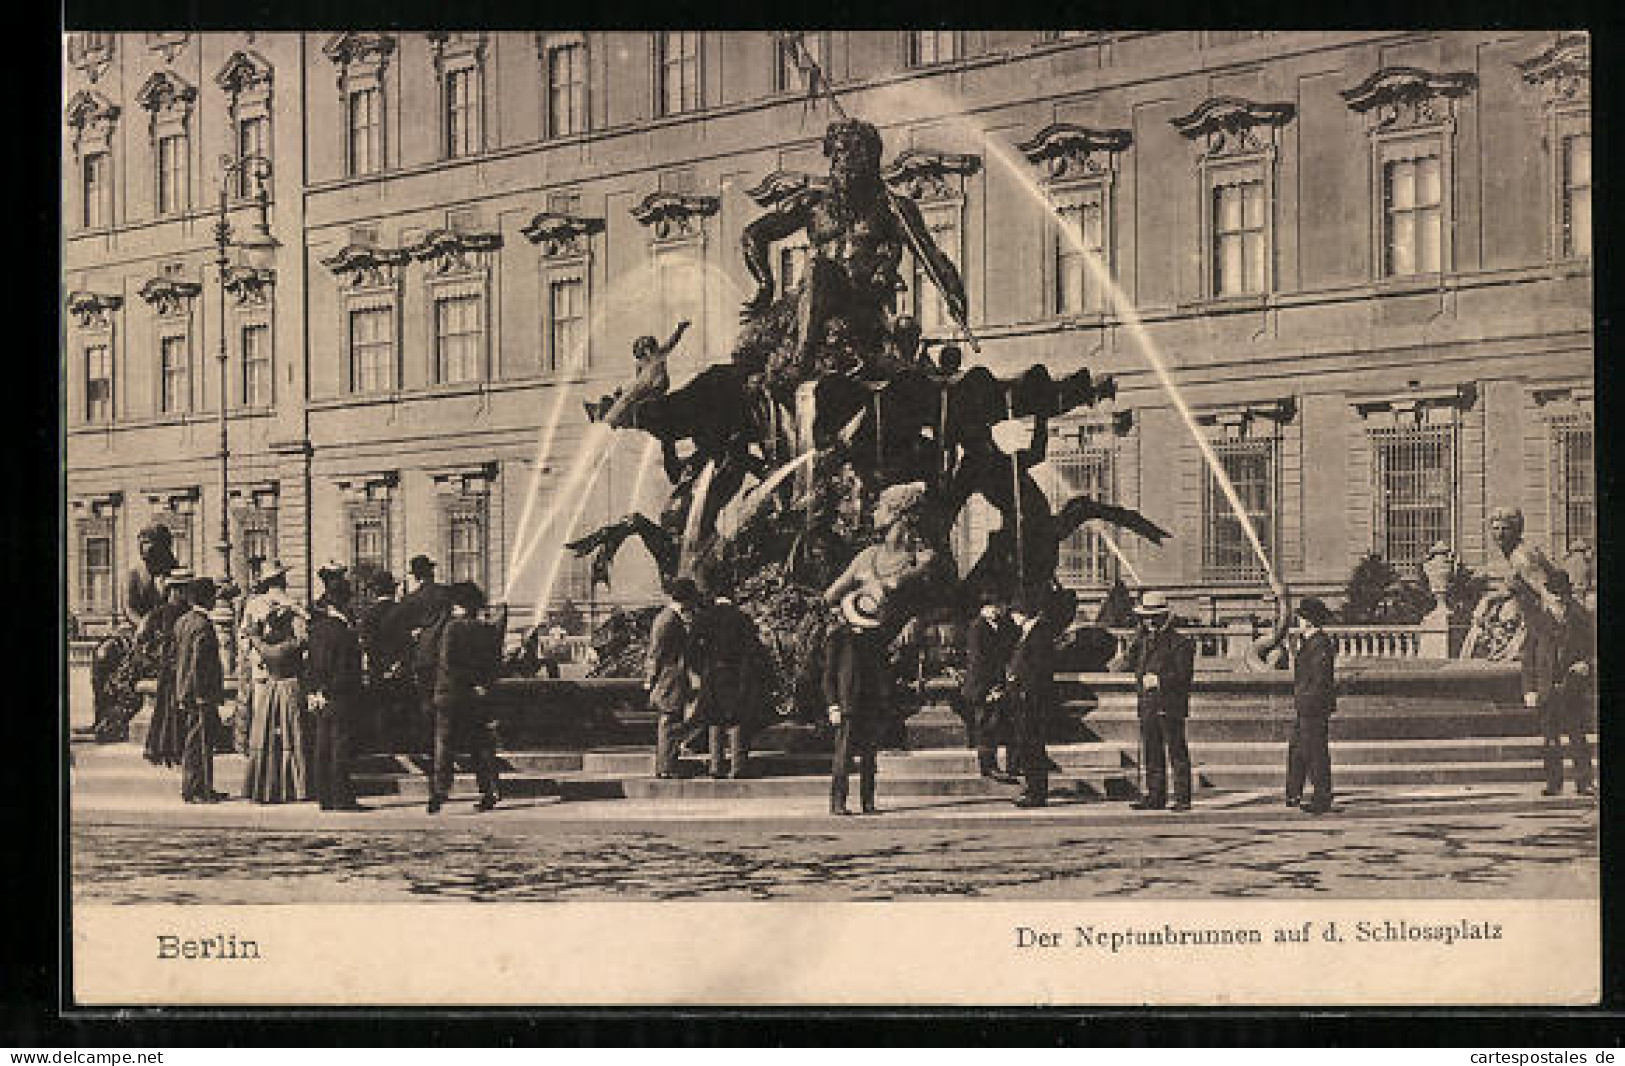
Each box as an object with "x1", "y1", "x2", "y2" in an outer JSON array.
[{"x1": 1113, "y1": 591, "x2": 1196, "y2": 812}]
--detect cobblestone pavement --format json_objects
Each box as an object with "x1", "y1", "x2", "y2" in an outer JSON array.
[{"x1": 72, "y1": 806, "x2": 1597, "y2": 904}]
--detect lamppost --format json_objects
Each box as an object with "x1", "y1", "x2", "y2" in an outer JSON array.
[{"x1": 211, "y1": 152, "x2": 279, "y2": 671}]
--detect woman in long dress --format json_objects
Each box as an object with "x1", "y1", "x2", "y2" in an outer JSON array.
[
  {"x1": 243, "y1": 605, "x2": 313, "y2": 803},
  {"x1": 140, "y1": 576, "x2": 191, "y2": 768}
]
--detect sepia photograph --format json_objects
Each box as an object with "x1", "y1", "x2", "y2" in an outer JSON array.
[{"x1": 62, "y1": 28, "x2": 1599, "y2": 1006}]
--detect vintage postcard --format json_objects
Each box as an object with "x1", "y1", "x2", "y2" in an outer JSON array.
[{"x1": 64, "y1": 29, "x2": 1598, "y2": 1006}]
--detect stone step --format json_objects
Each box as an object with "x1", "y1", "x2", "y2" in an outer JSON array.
[
  {"x1": 618, "y1": 771, "x2": 1139, "y2": 802},
  {"x1": 1172, "y1": 736, "x2": 1597, "y2": 765},
  {"x1": 1189, "y1": 760, "x2": 1566, "y2": 790},
  {"x1": 1077, "y1": 708, "x2": 1551, "y2": 744}
]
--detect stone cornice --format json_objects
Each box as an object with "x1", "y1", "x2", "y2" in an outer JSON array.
[
  {"x1": 66, "y1": 291, "x2": 124, "y2": 330},
  {"x1": 743, "y1": 170, "x2": 827, "y2": 209},
  {"x1": 67, "y1": 33, "x2": 114, "y2": 83},
  {"x1": 137, "y1": 275, "x2": 202, "y2": 316},
  {"x1": 1340, "y1": 66, "x2": 1477, "y2": 113},
  {"x1": 1518, "y1": 33, "x2": 1589, "y2": 103},
  {"x1": 630, "y1": 191, "x2": 720, "y2": 240},
  {"x1": 1016, "y1": 123, "x2": 1132, "y2": 181},
  {"x1": 882, "y1": 148, "x2": 982, "y2": 201},
  {"x1": 520, "y1": 211, "x2": 604, "y2": 257},
  {"x1": 214, "y1": 49, "x2": 274, "y2": 95}
]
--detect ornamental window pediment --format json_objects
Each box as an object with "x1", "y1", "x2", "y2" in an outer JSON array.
[
  {"x1": 1171, "y1": 96, "x2": 1295, "y2": 158},
  {"x1": 67, "y1": 33, "x2": 114, "y2": 83},
  {"x1": 223, "y1": 266, "x2": 276, "y2": 307},
  {"x1": 1017, "y1": 123, "x2": 1132, "y2": 182},
  {"x1": 323, "y1": 32, "x2": 396, "y2": 75},
  {"x1": 135, "y1": 71, "x2": 197, "y2": 136},
  {"x1": 1339, "y1": 67, "x2": 1476, "y2": 132},
  {"x1": 743, "y1": 170, "x2": 827, "y2": 210},
  {"x1": 521, "y1": 211, "x2": 604, "y2": 259},
  {"x1": 215, "y1": 49, "x2": 274, "y2": 97},
  {"x1": 1519, "y1": 32, "x2": 1589, "y2": 105},
  {"x1": 66, "y1": 89, "x2": 120, "y2": 155},
  {"x1": 146, "y1": 32, "x2": 189, "y2": 64},
  {"x1": 137, "y1": 274, "x2": 202, "y2": 318},
  {"x1": 67, "y1": 291, "x2": 123, "y2": 330},
  {"x1": 631, "y1": 190, "x2": 720, "y2": 242},
  {"x1": 322, "y1": 244, "x2": 409, "y2": 291},
  {"x1": 882, "y1": 148, "x2": 982, "y2": 203},
  {"x1": 409, "y1": 228, "x2": 502, "y2": 277}
]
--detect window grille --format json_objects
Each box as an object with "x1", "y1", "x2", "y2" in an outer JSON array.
[
  {"x1": 1203, "y1": 437, "x2": 1277, "y2": 582},
  {"x1": 444, "y1": 495, "x2": 488, "y2": 588},
  {"x1": 348, "y1": 504, "x2": 390, "y2": 572},
  {"x1": 1043, "y1": 436, "x2": 1117, "y2": 588},
  {"x1": 1371, "y1": 422, "x2": 1456, "y2": 566},
  {"x1": 1549, "y1": 413, "x2": 1594, "y2": 554}
]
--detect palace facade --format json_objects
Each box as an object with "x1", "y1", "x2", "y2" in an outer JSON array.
[{"x1": 64, "y1": 30, "x2": 1593, "y2": 632}]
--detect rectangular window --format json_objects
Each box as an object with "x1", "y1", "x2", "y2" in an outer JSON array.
[
  {"x1": 658, "y1": 31, "x2": 700, "y2": 116},
  {"x1": 159, "y1": 509, "x2": 195, "y2": 571},
  {"x1": 347, "y1": 87, "x2": 381, "y2": 175},
  {"x1": 1203, "y1": 438, "x2": 1276, "y2": 582},
  {"x1": 235, "y1": 117, "x2": 267, "y2": 196},
  {"x1": 446, "y1": 503, "x2": 487, "y2": 587},
  {"x1": 908, "y1": 30, "x2": 956, "y2": 67},
  {"x1": 241, "y1": 323, "x2": 271, "y2": 408},
  {"x1": 1562, "y1": 133, "x2": 1591, "y2": 259},
  {"x1": 157, "y1": 134, "x2": 188, "y2": 215},
  {"x1": 548, "y1": 43, "x2": 587, "y2": 137},
  {"x1": 83, "y1": 152, "x2": 110, "y2": 229},
  {"x1": 349, "y1": 306, "x2": 394, "y2": 393},
  {"x1": 434, "y1": 293, "x2": 484, "y2": 384},
  {"x1": 239, "y1": 518, "x2": 274, "y2": 571},
  {"x1": 85, "y1": 344, "x2": 112, "y2": 423},
  {"x1": 547, "y1": 278, "x2": 584, "y2": 373},
  {"x1": 1056, "y1": 192, "x2": 1105, "y2": 315},
  {"x1": 1046, "y1": 438, "x2": 1117, "y2": 588},
  {"x1": 445, "y1": 68, "x2": 479, "y2": 158},
  {"x1": 351, "y1": 514, "x2": 386, "y2": 572},
  {"x1": 778, "y1": 33, "x2": 822, "y2": 92},
  {"x1": 159, "y1": 335, "x2": 188, "y2": 413},
  {"x1": 1549, "y1": 414, "x2": 1594, "y2": 555},
  {"x1": 1212, "y1": 180, "x2": 1267, "y2": 296},
  {"x1": 1383, "y1": 155, "x2": 1443, "y2": 277},
  {"x1": 910, "y1": 211, "x2": 958, "y2": 334},
  {"x1": 79, "y1": 529, "x2": 114, "y2": 614},
  {"x1": 1371, "y1": 423, "x2": 1455, "y2": 566}
]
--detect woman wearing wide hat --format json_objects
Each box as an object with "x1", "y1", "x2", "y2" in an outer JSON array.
[{"x1": 244, "y1": 594, "x2": 313, "y2": 803}]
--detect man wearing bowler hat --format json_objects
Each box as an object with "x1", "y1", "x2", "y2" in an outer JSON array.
[
  {"x1": 1113, "y1": 591, "x2": 1197, "y2": 812},
  {"x1": 1005, "y1": 584, "x2": 1078, "y2": 808},
  {"x1": 1286, "y1": 597, "x2": 1338, "y2": 814},
  {"x1": 308, "y1": 562, "x2": 367, "y2": 811},
  {"x1": 398, "y1": 554, "x2": 455, "y2": 751},
  {"x1": 173, "y1": 576, "x2": 229, "y2": 803}
]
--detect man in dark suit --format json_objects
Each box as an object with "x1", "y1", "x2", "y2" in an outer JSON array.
[
  {"x1": 964, "y1": 592, "x2": 1017, "y2": 781},
  {"x1": 691, "y1": 577, "x2": 759, "y2": 779},
  {"x1": 646, "y1": 577, "x2": 702, "y2": 778},
  {"x1": 307, "y1": 563, "x2": 367, "y2": 811},
  {"x1": 1113, "y1": 591, "x2": 1197, "y2": 812},
  {"x1": 1286, "y1": 597, "x2": 1338, "y2": 814},
  {"x1": 398, "y1": 555, "x2": 454, "y2": 756},
  {"x1": 428, "y1": 582, "x2": 503, "y2": 813},
  {"x1": 1006, "y1": 584, "x2": 1077, "y2": 808},
  {"x1": 1523, "y1": 571, "x2": 1596, "y2": 798},
  {"x1": 173, "y1": 576, "x2": 228, "y2": 804}
]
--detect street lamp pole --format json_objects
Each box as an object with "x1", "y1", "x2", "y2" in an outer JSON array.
[{"x1": 211, "y1": 152, "x2": 276, "y2": 674}]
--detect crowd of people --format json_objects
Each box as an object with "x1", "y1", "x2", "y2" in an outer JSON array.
[{"x1": 82, "y1": 502, "x2": 1596, "y2": 819}]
